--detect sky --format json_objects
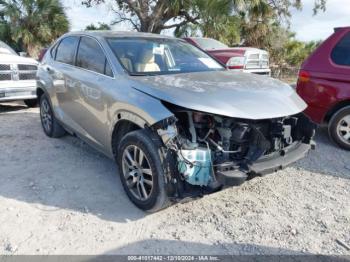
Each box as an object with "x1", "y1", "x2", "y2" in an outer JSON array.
[{"x1": 62, "y1": 0, "x2": 350, "y2": 42}]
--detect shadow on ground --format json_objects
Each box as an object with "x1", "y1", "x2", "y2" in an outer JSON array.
[
  {"x1": 106, "y1": 239, "x2": 304, "y2": 255},
  {"x1": 294, "y1": 127, "x2": 350, "y2": 180},
  {"x1": 99, "y1": 239, "x2": 349, "y2": 261},
  {"x1": 0, "y1": 102, "x2": 28, "y2": 113},
  {"x1": 0, "y1": 109, "x2": 146, "y2": 223}
]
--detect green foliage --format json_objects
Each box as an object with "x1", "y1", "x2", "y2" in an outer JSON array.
[
  {"x1": 0, "y1": 16, "x2": 14, "y2": 48},
  {"x1": 182, "y1": 0, "x2": 325, "y2": 68},
  {"x1": 83, "y1": 0, "x2": 199, "y2": 33},
  {"x1": 85, "y1": 22, "x2": 111, "y2": 31},
  {"x1": 0, "y1": 0, "x2": 69, "y2": 56},
  {"x1": 177, "y1": 0, "x2": 241, "y2": 46},
  {"x1": 284, "y1": 38, "x2": 321, "y2": 66}
]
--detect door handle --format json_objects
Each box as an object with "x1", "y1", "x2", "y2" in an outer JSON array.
[{"x1": 45, "y1": 66, "x2": 53, "y2": 73}]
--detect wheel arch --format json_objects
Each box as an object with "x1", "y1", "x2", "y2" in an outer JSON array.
[
  {"x1": 36, "y1": 87, "x2": 45, "y2": 100},
  {"x1": 324, "y1": 99, "x2": 350, "y2": 124},
  {"x1": 36, "y1": 80, "x2": 48, "y2": 101},
  {"x1": 109, "y1": 103, "x2": 175, "y2": 158},
  {"x1": 111, "y1": 119, "x2": 143, "y2": 158}
]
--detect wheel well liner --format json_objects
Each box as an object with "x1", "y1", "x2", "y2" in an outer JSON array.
[
  {"x1": 36, "y1": 88, "x2": 45, "y2": 100},
  {"x1": 324, "y1": 100, "x2": 350, "y2": 123},
  {"x1": 111, "y1": 120, "x2": 141, "y2": 158}
]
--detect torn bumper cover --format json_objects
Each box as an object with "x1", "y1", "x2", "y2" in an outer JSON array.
[
  {"x1": 153, "y1": 112, "x2": 316, "y2": 192},
  {"x1": 216, "y1": 142, "x2": 313, "y2": 187},
  {"x1": 249, "y1": 142, "x2": 312, "y2": 176}
]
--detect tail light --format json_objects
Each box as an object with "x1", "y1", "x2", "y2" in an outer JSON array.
[
  {"x1": 226, "y1": 56, "x2": 245, "y2": 70},
  {"x1": 298, "y1": 70, "x2": 311, "y2": 83}
]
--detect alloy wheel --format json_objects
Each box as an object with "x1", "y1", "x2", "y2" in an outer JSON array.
[
  {"x1": 40, "y1": 99, "x2": 52, "y2": 134},
  {"x1": 337, "y1": 115, "x2": 350, "y2": 145},
  {"x1": 121, "y1": 145, "x2": 154, "y2": 201}
]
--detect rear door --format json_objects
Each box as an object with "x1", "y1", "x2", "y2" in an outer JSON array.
[{"x1": 50, "y1": 36, "x2": 81, "y2": 130}]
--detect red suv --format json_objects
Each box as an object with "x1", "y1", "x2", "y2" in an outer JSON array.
[{"x1": 297, "y1": 27, "x2": 350, "y2": 150}]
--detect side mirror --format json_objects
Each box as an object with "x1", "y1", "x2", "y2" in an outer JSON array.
[{"x1": 19, "y1": 52, "x2": 27, "y2": 57}]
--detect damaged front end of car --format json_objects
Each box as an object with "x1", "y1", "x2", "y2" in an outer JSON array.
[{"x1": 151, "y1": 102, "x2": 316, "y2": 200}]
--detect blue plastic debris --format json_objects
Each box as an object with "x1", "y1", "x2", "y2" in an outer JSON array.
[{"x1": 178, "y1": 148, "x2": 213, "y2": 186}]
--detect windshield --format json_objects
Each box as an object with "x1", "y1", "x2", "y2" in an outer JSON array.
[
  {"x1": 0, "y1": 41, "x2": 17, "y2": 55},
  {"x1": 194, "y1": 38, "x2": 229, "y2": 50},
  {"x1": 107, "y1": 37, "x2": 224, "y2": 75}
]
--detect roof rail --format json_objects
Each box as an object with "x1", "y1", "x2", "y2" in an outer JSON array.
[{"x1": 334, "y1": 26, "x2": 350, "y2": 32}]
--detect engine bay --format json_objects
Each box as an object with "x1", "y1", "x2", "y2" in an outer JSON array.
[{"x1": 153, "y1": 103, "x2": 316, "y2": 195}]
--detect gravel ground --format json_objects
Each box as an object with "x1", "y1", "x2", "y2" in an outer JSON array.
[{"x1": 0, "y1": 102, "x2": 349, "y2": 255}]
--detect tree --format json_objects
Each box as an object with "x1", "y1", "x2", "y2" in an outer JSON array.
[
  {"x1": 0, "y1": 14, "x2": 13, "y2": 47},
  {"x1": 83, "y1": 0, "x2": 327, "y2": 35},
  {"x1": 83, "y1": 0, "x2": 199, "y2": 34},
  {"x1": 0, "y1": 0, "x2": 69, "y2": 56},
  {"x1": 85, "y1": 22, "x2": 111, "y2": 31},
  {"x1": 174, "y1": 0, "x2": 241, "y2": 46},
  {"x1": 284, "y1": 38, "x2": 321, "y2": 67},
  {"x1": 236, "y1": 0, "x2": 326, "y2": 47}
]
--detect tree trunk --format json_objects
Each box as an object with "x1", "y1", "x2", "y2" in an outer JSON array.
[{"x1": 139, "y1": 17, "x2": 165, "y2": 33}]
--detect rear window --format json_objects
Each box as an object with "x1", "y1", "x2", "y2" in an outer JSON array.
[
  {"x1": 55, "y1": 36, "x2": 79, "y2": 65},
  {"x1": 331, "y1": 32, "x2": 350, "y2": 66}
]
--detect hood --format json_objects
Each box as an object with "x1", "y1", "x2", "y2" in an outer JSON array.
[
  {"x1": 131, "y1": 71, "x2": 306, "y2": 120},
  {"x1": 209, "y1": 48, "x2": 245, "y2": 53},
  {"x1": 0, "y1": 54, "x2": 38, "y2": 65},
  {"x1": 208, "y1": 47, "x2": 267, "y2": 54}
]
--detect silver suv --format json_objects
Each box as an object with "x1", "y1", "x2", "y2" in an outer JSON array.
[{"x1": 37, "y1": 31, "x2": 315, "y2": 212}]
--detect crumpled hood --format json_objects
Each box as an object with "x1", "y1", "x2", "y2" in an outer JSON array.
[{"x1": 131, "y1": 70, "x2": 307, "y2": 120}]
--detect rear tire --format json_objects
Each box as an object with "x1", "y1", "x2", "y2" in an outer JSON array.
[
  {"x1": 39, "y1": 94, "x2": 66, "y2": 138},
  {"x1": 328, "y1": 106, "x2": 350, "y2": 150},
  {"x1": 24, "y1": 99, "x2": 38, "y2": 108},
  {"x1": 116, "y1": 129, "x2": 170, "y2": 212}
]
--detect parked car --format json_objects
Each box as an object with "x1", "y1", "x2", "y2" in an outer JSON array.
[
  {"x1": 0, "y1": 41, "x2": 38, "y2": 107},
  {"x1": 184, "y1": 37, "x2": 271, "y2": 76},
  {"x1": 37, "y1": 32, "x2": 315, "y2": 211},
  {"x1": 297, "y1": 26, "x2": 350, "y2": 150}
]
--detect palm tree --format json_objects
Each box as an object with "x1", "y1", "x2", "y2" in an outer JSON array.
[
  {"x1": 85, "y1": 22, "x2": 111, "y2": 31},
  {"x1": 175, "y1": 0, "x2": 241, "y2": 46},
  {"x1": 0, "y1": 0, "x2": 69, "y2": 56}
]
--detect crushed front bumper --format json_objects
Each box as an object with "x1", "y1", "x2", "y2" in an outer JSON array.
[
  {"x1": 249, "y1": 142, "x2": 312, "y2": 176},
  {"x1": 216, "y1": 142, "x2": 314, "y2": 186}
]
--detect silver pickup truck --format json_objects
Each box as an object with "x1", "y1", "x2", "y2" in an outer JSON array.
[{"x1": 0, "y1": 41, "x2": 38, "y2": 107}]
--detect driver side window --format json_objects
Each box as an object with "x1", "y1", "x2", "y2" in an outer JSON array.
[
  {"x1": 55, "y1": 36, "x2": 79, "y2": 65},
  {"x1": 76, "y1": 36, "x2": 114, "y2": 77}
]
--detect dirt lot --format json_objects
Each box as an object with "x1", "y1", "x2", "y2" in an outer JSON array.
[{"x1": 0, "y1": 102, "x2": 349, "y2": 255}]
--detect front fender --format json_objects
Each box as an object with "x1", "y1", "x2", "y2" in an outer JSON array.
[{"x1": 107, "y1": 88, "x2": 174, "y2": 156}]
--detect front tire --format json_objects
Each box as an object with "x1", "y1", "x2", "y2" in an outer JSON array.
[
  {"x1": 328, "y1": 106, "x2": 350, "y2": 150},
  {"x1": 39, "y1": 94, "x2": 66, "y2": 138},
  {"x1": 24, "y1": 99, "x2": 38, "y2": 108},
  {"x1": 117, "y1": 130, "x2": 170, "y2": 212}
]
